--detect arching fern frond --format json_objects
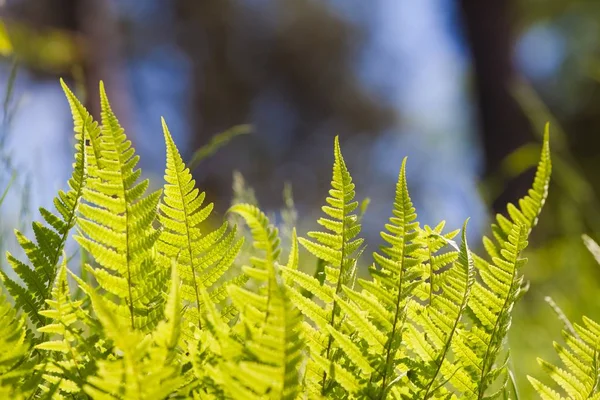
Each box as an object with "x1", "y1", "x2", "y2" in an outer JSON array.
[
  {"x1": 216, "y1": 204, "x2": 304, "y2": 400},
  {"x1": 0, "y1": 287, "x2": 30, "y2": 395},
  {"x1": 298, "y1": 135, "x2": 363, "y2": 288},
  {"x1": 0, "y1": 83, "x2": 87, "y2": 331},
  {"x1": 453, "y1": 126, "x2": 551, "y2": 398},
  {"x1": 83, "y1": 267, "x2": 184, "y2": 400},
  {"x1": 529, "y1": 236, "x2": 600, "y2": 400},
  {"x1": 157, "y1": 119, "x2": 244, "y2": 337},
  {"x1": 280, "y1": 136, "x2": 363, "y2": 396},
  {"x1": 406, "y1": 221, "x2": 475, "y2": 399},
  {"x1": 75, "y1": 82, "x2": 166, "y2": 332},
  {"x1": 529, "y1": 315, "x2": 600, "y2": 400},
  {"x1": 35, "y1": 260, "x2": 109, "y2": 398}
]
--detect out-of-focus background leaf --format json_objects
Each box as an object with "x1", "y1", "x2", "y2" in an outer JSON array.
[{"x1": 1, "y1": 1, "x2": 600, "y2": 396}]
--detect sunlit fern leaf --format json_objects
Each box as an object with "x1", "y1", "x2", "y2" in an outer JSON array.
[
  {"x1": 298, "y1": 136, "x2": 363, "y2": 287},
  {"x1": 529, "y1": 237, "x2": 600, "y2": 400},
  {"x1": 307, "y1": 156, "x2": 424, "y2": 398},
  {"x1": 220, "y1": 204, "x2": 304, "y2": 400},
  {"x1": 0, "y1": 83, "x2": 86, "y2": 331},
  {"x1": 453, "y1": 223, "x2": 530, "y2": 399},
  {"x1": 406, "y1": 220, "x2": 475, "y2": 399},
  {"x1": 157, "y1": 119, "x2": 245, "y2": 339},
  {"x1": 0, "y1": 287, "x2": 30, "y2": 395},
  {"x1": 35, "y1": 259, "x2": 109, "y2": 398},
  {"x1": 412, "y1": 221, "x2": 460, "y2": 305},
  {"x1": 83, "y1": 267, "x2": 184, "y2": 400},
  {"x1": 188, "y1": 288, "x2": 238, "y2": 399},
  {"x1": 451, "y1": 125, "x2": 551, "y2": 399},
  {"x1": 529, "y1": 316, "x2": 600, "y2": 400},
  {"x1": 74, "y1": 82, "x2": 166, "y2": 332},
  {"x1": 279, "y1": 136, "x2": 362, "y2": 395},
  {"x1": 366, "y1": 157, "x2": 422, "y2": 395}
]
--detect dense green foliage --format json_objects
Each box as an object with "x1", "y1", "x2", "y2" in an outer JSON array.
[{"x1": 0, "y1": 80, "x2": 597, "y2": 399}]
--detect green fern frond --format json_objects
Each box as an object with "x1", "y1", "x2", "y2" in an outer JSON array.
[
  {"x1": 300, "y1": 156, "x2": 423, "y2": 398},
  {"x1": 1, "y1": 85, "x2": 86, "y2": 330},
  {"x1": 529, "y1": 315, "x2": 600, "y2": 400},
  {"x1": 157, "y1": 119, "x2": 244, "y2": 337},
  {"x1": 279, "y1": 136, "x2": 363, "y2": 395},
  {"x1": 453, "y1": 126, "x2": 551, "y2": 398},
  {"x1": 83, "y1": 268, "x2": 184, "y2": 400},
  {"x1": 220, "y1": 204, "x2": 304, "y2": 400},
  {"x1": 529, "y1": 237, "x2": 600, "y2": 400},
  {"x1": 0, "y1": 287, "x2": 30, "y2": 394},
  {"x1": 35, "y1": 260, "x2": 108, "y2": 398},
  {"x1": 366, "y1": 157, "x2": 422, "y2": 394},
  {"x1": 407, "y1": 221, "x2": 475, "y2": 399},
  {"x1": 75, "y1": 82, "x2": 166, "y2": 332},
  {"x1": 298, "y1": 136, "x2": 363, "y2": 286},
  {"x1": 452, "y1": 222, "x2": 529, "y2": 399}
]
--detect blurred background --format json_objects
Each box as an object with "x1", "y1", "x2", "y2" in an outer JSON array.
[{"x1": 1, "y1": 0, "x2": 600, "y2": 396}]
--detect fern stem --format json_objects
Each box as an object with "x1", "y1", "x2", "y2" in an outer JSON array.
[{"x1": 508, "y1": 364, "x2": 520, "y2": 400}]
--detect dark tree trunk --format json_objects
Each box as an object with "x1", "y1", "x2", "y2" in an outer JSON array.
[
  {"x1": 77, "y1": 0, "x2": 132, "y2": 133},
  {"x1": 459, "y1": 0, "x2": 534, "y2": 213}
]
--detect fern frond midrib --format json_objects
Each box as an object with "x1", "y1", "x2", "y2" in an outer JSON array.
[
  {"x1": 477, "y1": 225, "x2": 526, "y2": 399},
  {"x1": 278, "y1": 285, "x2": 297, "y2": 398},
  {"x1": 377, "y1": 161, "x2": 413, "y2": 398},
  {"x1": 379, "y1": 234, "x2": 408, "y2": 398},
  {"x1": 588, "y1": 346, "x2": 600, "y2": 397},
  {"x1": 101, "y1": 95, "x2": 137, "y2": 329},
  {"x1": 169, "y1": 147, "x2": 203, "y2": 329},
  {"x1": 322, "y1": 153, "x2": 350, "y2": 394}
]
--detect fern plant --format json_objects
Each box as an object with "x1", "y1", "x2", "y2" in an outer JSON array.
[
  {"x1": 0, "y1": 79, "x2": 565, "y2": 399},
  {"x1": 0, "y1": 286, "x2": 30, "y2": 395},
  {"x1": 157, "y1": 119, "x2": 245, "y2": 340},
  {"x1": 529, "y1": 235, "x2": 600, "y2": 400},
  {"x1": 73, "y1": 82, "x2": 167, "y2": 332},
  {"x1": 0, "y1": 84, "x2": 86, "y2": 332},
  {"x1": 450, "y1": 125, "x2": 551, "y2": 399},
  {"x1": 212, "y1": 205, "x2": 304, "y2": 399}
]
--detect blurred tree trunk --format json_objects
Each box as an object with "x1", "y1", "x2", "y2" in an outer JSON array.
[
  {"x1": 460, "y1": 0, "x2": 535, "y2": 213},
  {"x1": 173, "y1": 0, "x2": 394, "y2": 209},
  {"x1": 77, "y1": 0, "x2": 132, "y2": 133}
]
